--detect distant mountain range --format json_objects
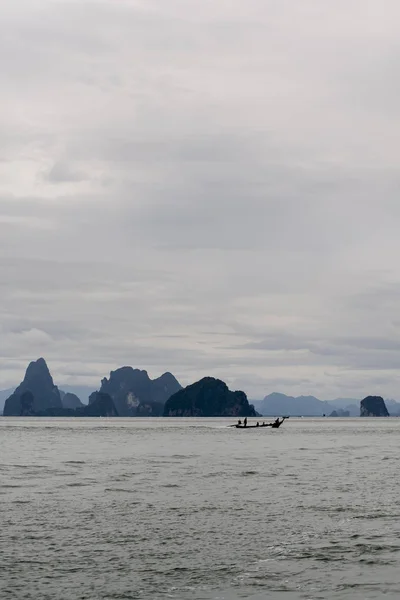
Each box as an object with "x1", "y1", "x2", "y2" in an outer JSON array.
[
  {"x1": 252, "y1": 393, "x2": 400, "y2": 417},
  {"x1": 252, "y1": 393, "x2": 330, "y2": 417},
  {"x1": 2, "y1": 359, "x2": 400, "y2": 417}
]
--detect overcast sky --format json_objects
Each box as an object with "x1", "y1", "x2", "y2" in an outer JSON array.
[{"x1": 1, "y1": 0, "x2": 400, "y2": 399}]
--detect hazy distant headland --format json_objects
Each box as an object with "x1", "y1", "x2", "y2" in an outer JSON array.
[
  {"x1": 252, "y1": 393, "x2": 398, "y2": 418},
  {"x1": 0, "y1": 358, "x2": 397, "y2": 418}
]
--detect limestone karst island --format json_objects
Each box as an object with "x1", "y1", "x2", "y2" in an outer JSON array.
[{"x1": 0, "y1": 358, "x2": 395, "y2": 418}]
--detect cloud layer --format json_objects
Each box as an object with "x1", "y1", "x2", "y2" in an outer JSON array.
[{"x1": 2, "y1": 0, "x2": 400, "y2": 399}]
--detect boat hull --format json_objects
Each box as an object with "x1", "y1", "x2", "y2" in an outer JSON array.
[{"x1": 235, "y1": 424, "x2": 272, "y2": 429}]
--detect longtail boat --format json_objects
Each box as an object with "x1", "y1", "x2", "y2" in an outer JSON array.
[{"x1": 231, "y1": 417, "x2": 288, "y2": 429}]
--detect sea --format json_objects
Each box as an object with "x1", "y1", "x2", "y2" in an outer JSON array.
[{"x1": 1, "y1": 417, "x2": 400, "y2": 600}]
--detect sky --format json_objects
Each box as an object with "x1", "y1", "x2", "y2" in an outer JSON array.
[{"x1": 1, "y1": 0, "x2": 400, "y2": 400}]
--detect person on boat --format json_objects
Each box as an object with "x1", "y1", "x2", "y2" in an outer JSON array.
[
  {"x1": 237, "y1": 419, "x2": 242, "y2": 425},
  {"x1": 244, "y1": 417, "x2": 247, "y2": 427},
  {"x1": 256, "y1": 421, "x2": 259, "y2": 427}
]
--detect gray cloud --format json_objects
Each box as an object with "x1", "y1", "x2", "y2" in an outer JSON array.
[
  {"x1": 1, "y1": 1, "x2": 400, "y2": 399},
  {"x1": 46, "y1": 162, "x2": 87, "y2": 183}
]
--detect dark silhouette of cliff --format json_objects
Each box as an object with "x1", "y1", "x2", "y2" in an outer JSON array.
[
  {"x1": 60, "y1": 392, "x2": 84, "y2": 410},
  {"x1": 163, "y1": 377, "x2": 257, "y2": 417},
  {"x1": 78, "y1": 393, "x2": 118, "y2": 417},
  {"x1": 360, "y1": 396, "x2": 389, "y2": 417},
  {"x1": 19, "y1": 391, "x2": 35, "y2": 416},
  {"x1": 91, "y1": 367, "x2": 181, "y2": 416},
  {"x1": 27, "y1": 393, "x2": 117, "y2": 417},
  {"x1": 2, "y1": 359, "x2": 118, "y2": 417},
  {"x1": 3, "y1": 358, "x2": 63, "y2": 416}
]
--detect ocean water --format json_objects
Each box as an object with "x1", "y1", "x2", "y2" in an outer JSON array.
[{"x1": 1, "y1": 417, "x2": 400, "y2": 600}]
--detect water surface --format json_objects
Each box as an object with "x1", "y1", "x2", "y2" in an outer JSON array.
[{"x1": 1, "y1": 417, "x2": 400, "y2": 599}]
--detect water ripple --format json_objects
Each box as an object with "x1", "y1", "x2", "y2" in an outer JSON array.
[{"x1": 2, "y1": 417, "x2": 400, "y2": 600}]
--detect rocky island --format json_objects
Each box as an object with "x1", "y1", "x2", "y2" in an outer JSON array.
[
  {"x1": 2, "y1": 359, "x2": 181, "y2": 417},
  {"x1": 3, "y1": 358, "x2": 118, "y2": 417},
  {"x1": 91, "y1": 367, "x2": 182, "y2": 416},
  {"x1": 3, "y1": 358, "x2": 63, "y2": 416},
  {"x1": 329, "y1": 409, "x2": 350, "y2": 417},
  {"x1": 360, "y1": 396, "x2": 390, "y2": 417},
  {"x1": 163, "y1": 377, "x2": 257, "y2": 417},
  {"x1": 9, "y1": 358, "x2": 393, "y2": 421}
]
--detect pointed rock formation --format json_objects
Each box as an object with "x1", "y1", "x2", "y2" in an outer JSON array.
[
  {"x1": 90, "y1": 367, "x2": 182, "y2": 416},
  {"x1": 3, "y1": 358, "x2": 62, "y2": 416},
  {"x1": 360, "y1": 396, "x2": 389, "y2": 417},
  {"x1": 152, "y1": 372, "x2": 182, "y2": 404},
  {"x1": 163, "y1": 377, "x2": 257, "y2": 417}
]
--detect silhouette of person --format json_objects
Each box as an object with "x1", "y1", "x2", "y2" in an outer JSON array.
[{"x1": 244, "y1": 417, "x2": 247, "y2": 427}]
